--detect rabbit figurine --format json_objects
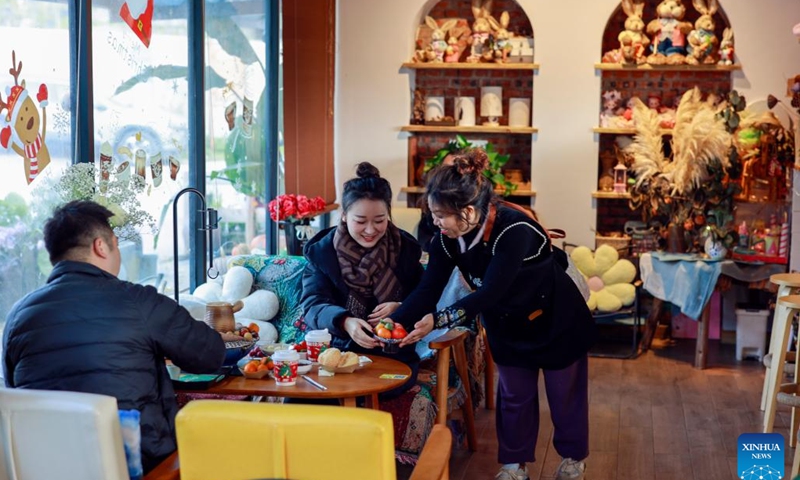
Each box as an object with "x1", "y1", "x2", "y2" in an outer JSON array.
[
  {"x1": 618, "y1": 0, "x2": 650, "y2": 65},
  {"x1": 468, "y1": 0, "x2": 494, "y2": 62},
  {"x1": 488, "y1": 11, "x2": 512, "y2": 63},
  {"x1": 444, "y1": 34, "x2": 461, "y2": 63},
  {"x1": 686, "y1": 0, "x2": 719, "y2": 65},
  {"x1": 717, "y1": 27, "x2": 734, "y2": 65},
  {"x1": 647, "y1": 0, "x2": 693, "y2": 65},
  {"x1": 425, "y1": 16, "x2": 458, "y2": 63}
]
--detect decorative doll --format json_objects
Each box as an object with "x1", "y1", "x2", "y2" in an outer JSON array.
[
  {"x1": 717, "y1": 28, "x2": 734, "y2": 65},
  {"x1": 618, "y1": 0, "x2": 650, "y2": 65},
  {"x1": 468, "y1": 0, "x2": 494, "y2": 62},
  {"x1": 646, "y1": 0, "x2": 693, "y2": 65},
  {"x1": 686, "y1": 0, "x2": 719, "y2": 65},
  {"x1": 487, "y1": 12, "x2": 512, "y2": 63},
  {"x1": 600, "y1": 90, "x2": 623, "y2": 127},
  {"x1": 425, "y1": 16, "x2": 458, "y2": 63}
]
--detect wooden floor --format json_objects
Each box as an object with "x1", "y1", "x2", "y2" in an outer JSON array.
[{"x1": 400, "y1": 339, "x2": 795, "y2": 480}]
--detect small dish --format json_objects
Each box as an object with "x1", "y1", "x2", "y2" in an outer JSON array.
[
  {"x1": 373, "y1": 335, "x2": 402, "y2": 354},
  {"x1": 237, "y1": 356, "x2": 273, "y2": 379},
  {"x1": 257, "y1": 342, "x2": 291, "y2": 355},
  {"x1": 318, "y1": 355, "x2": 371, "y2": 374},
  {"x1": 238, "y1": 367, "x2": 272, "y2": 379},
  {"x1": 297, "y1": 359, "x2": 313, "y2": 374}
]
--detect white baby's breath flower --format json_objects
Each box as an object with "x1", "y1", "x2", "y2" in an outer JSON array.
[{"x1": 32, "y1": 163, "x2": 156, "y2": 242}]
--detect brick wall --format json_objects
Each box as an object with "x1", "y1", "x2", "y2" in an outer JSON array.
[
  {"x1": 413, "y1": 68, "x2": 534, "y2": 184},
  {"x1": 600, "y1": 70, "x2": 731, "y2": 110}
]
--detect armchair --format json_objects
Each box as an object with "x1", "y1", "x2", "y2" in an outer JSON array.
[{"x1": 170, "y1": 400, "x2": 452, "y2": 480}]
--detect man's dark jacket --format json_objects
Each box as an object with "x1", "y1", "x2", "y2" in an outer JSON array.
[{"x1": 2, "y1": 261, "x2": 226, "y2": 473}]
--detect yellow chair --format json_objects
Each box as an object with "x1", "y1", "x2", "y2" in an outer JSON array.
[{"x1": 173, "y1": 400, "x2": 452, "y2": 480}]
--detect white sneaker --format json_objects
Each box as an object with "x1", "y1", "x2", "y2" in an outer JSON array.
[
  {"x1": 495, "y1": 464, "x2": 529, "y2": 480},
  {"x1": 555, "y1": 457, "x2": 586, "y2": 479}
]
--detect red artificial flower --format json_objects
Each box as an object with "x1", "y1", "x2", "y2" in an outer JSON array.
[{"x1": 269, "y1": 193, "x2": 327, "y2": 223}]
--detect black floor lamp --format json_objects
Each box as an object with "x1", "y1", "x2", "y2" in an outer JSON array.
[{"x1": 172, "y1": 187, "x2": 219, "y2": 302}]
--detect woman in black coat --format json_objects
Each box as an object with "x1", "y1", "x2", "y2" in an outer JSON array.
[
  {"x1": 385, "y1": 150, "x2": 596, "y2": 480},
  {"x1": 300, "y1": 162, "x2": 424, "y2": 389}
]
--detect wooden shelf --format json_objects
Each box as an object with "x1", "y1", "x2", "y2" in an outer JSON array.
[
  {"x1": 402, "y1": 125, "x2": 538, "y2": 134},
  {"x1": 594, "y1": 63, "x2": 741, "y2": 72},
  {"x1": 402, "y1": 186, "x2": 537, "y2": 197},
  {"x1": 592, "y1": 191, "x2": 631, "y2": 199},
  {"x1": 402, "y1": 62, "x2": 539, "y2": 71},
  {"x1": 593, "y1": 127, "x2": 673, "y2": 135}
]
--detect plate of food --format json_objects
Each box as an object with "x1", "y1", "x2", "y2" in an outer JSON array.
[
  {"x1": 317, "y1": 348, "x2": 366, "y2": 374},
  {"x1": 237, "y1": 356, "x2": 274, "y2": 379}
]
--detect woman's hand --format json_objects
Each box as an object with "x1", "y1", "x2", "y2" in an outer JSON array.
[
  {"x1": 343, "y1": 317, "x2": 380, "y2": 349},
  {"x1": 399, "y1": 314, "x2": 434, "y2": 347},
  {"x1": 368, "y1": 302, "x2": 402, "y2": 325}
]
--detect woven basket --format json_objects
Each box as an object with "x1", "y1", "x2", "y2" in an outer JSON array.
[{"x1": 595, "y1": 235, "x2": 631, "y2": 255}]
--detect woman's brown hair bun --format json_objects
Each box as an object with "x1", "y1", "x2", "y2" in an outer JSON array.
[
  {"x1": 452, "y1": 148, "x2": 489, "y2": 176},
  {"x1": 356, "y1": 162, "x2": 381, "y2": 179}
]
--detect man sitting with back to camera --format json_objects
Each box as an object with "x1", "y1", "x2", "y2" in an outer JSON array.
[{"x1": 2, "y1": 200, "x2": 227, "y2": 473}]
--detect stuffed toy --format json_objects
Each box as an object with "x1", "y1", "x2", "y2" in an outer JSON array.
[
  {"x1": 184, "y1": 265, "x2": 280, "y2": 343},
  {"x1": 570, "y1": 244, "x2": 637, "y2": 313}
]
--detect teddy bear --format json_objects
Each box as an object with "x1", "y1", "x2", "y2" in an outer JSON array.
[{"x1": 180, "y1": 265, "x2": 280, "y2": 344}]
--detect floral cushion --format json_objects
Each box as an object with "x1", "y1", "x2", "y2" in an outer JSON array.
[
  {"x1": 227, "y1": 255, "x2": 308, "y2": 343},
  {"x1": 570, "y1": 244, "x2": 637, "y2": 312}
]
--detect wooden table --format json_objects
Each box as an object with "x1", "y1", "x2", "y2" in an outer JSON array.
[{"x1": 199, "y1": 355, "x2": 411, "y2": 408}]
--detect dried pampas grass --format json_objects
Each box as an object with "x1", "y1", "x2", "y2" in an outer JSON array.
[{"x1": 628, "y1": 87, "x2": 731, "y2": 196}]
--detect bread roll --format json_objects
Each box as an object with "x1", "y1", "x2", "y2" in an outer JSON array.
[
  {"x1": 338, "y1": 351, "x2": 359, "y2": 368},
  {"x1": 318, "y1": 348, "x2": 342, "y2": 368}
]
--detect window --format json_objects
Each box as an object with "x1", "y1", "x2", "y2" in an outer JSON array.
[
  {"x1": 0, "y1": 0, "x2": 72, "y2": 324},
  {"x1": 91, "y1": 0, "x2": 190, "y2": 293}
]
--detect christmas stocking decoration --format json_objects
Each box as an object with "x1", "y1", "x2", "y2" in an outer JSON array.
[{"x1": 119, "y1": 0, "x2": 154, "y2": 48}]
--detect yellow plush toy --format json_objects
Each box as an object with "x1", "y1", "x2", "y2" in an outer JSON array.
[{"x1": 570, "y1": 244, "x2": 637, "y2": 313}]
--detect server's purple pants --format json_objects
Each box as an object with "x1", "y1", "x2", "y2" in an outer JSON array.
[{"x1": 495, "y1": 356, "x2": 589, "y2": 464}]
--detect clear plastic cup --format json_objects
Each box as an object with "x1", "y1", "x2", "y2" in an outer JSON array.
[
  {"x1": 272, "y1": 349, "x2": 299, "y2": 386},
  {"x1": 305, "y1": 329, "x2": 331, "y2": 363}
]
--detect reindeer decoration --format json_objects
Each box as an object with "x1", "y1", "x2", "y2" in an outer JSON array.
[{"x1": 0, "y1": 51, "x2": 50, "y2": 184}]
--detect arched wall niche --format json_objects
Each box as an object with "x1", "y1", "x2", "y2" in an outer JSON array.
[
  {"x1": 405, "y1": 0, "x2": 539, "y2": 192},
  {"x1": 593, "y1": 1, "x2": 738, "y2": 238},
  {"x1": 421, "y1": 0, "x2": 533, "y2": 38},
  {"x1": 600, "y1": 0, "x2": 733, "y2": 56}
]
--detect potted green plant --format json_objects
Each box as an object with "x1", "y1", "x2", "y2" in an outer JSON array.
[{"x1": 424, "y1": 134, "x2": 518, "y2": 195}]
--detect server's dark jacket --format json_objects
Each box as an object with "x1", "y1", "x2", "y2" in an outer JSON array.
[
  {"x1": 2, "y1": 261, "x2": 226, "y2": 473},
  {"x1": 301, "y1": 226, "x2": 425, "y2": 365},
  {"x1": 391, "y1": 203, "x2": 597, "y2": 370}
]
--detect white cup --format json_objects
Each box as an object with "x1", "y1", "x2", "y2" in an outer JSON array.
[
  {"x1": 272, "y1": 349, "x2": 300, "y2": 386},
  {"x1": 305, "y1": 329, "x2": 332, "y2": 363}
]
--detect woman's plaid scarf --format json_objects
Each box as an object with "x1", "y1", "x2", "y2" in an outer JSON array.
[{"x1": 334, "y1": 221, "x2": 404, "y2": 319}]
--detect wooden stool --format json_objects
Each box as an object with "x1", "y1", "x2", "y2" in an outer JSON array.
[
  {"x1": 776, "y1": 382, "x2": 800, "y2": 478},
  {"x1": 763, "y1": 293, "x2": 800, "y2": 438},
  {"x1": 761, "y1": 274, "x2": 800, "y2": 416}
]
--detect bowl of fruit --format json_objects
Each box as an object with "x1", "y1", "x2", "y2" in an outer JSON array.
[
  {"x1": 372, "y1": 319, "x2": 407, "y2": 354},
  {"x1": 237, "y1": 356, "x2": 274, "y2": 379}
]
